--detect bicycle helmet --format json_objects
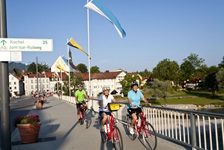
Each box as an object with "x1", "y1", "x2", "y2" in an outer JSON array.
[
  {"x1": 102, "y1": 86, "x2": 110, "y2": 91},
  {"x1": 130, "y1": 81, "x2": 138, "y2": 88},
  {"x1": 77, "y1": 84, "x2": 83, "y2": 87}
]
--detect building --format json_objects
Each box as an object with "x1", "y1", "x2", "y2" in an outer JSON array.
[
  {"x1": 76, "y1": 71, "x2": 126, "y2": 97},
  {"x1": 9, "y1": 74, "x2": 24, "y2": 97},
  {"x1": 51, "y1": 55, "x2": 77, "y2": 73},
  {"x1": 24, "y1": 71, "x2": 68, "y2": 96}
]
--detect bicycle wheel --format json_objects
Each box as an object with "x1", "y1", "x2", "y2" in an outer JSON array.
[
  {"x1": 142, "y1": 122, "x2": 157, "y2": 150},
  {"x1": 112, "y1": 126, "x2": 123, "y2": 150}
]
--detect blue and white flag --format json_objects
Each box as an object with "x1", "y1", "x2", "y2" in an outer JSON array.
[{"x1": 85, "y1": 0, "x2": 126, "y2": 38}]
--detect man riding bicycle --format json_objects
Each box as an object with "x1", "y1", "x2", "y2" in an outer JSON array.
[
  {"x1": 75, "y1": 84, "x2": 90, "y2": 124},
  {"x1": 127, "y1": 81, "x2": 151, "y2": 134},
  {"x1": 99, "y1": 86, "x2": 116, "y2": 132}
]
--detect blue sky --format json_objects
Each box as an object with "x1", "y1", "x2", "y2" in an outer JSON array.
[{"x1": 6, "y1": 0, "x2": 224, "y2": 72}]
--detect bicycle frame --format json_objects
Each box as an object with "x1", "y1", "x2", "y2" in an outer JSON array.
[
  {"x1": 104, "y1": 113, "x2": 115, "y2": 140},
  {"x1": 134, "y1": 111, "x2": 147, "y2": 135}
]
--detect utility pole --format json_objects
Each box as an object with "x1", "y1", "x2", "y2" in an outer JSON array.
[{"x1": 0, "y1": 0, "x2": 11, "y2": 149}]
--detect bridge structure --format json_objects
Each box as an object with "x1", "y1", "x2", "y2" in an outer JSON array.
[{"x1": 10, "y1": 95, "x2": 223, "y2": 150}]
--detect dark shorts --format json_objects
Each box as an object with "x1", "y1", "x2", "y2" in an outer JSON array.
[
  {"x1": 76, "y1": 102, "x2": 86, "y2": 109},
  {"x1": 127, "y1": 107, "x2": 142, "y2": 116},
  {"x1": 99, "y1": 111, "x2": 112, "y2": 117}
]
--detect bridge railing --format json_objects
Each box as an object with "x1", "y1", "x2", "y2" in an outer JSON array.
[
  {"x1": 54, "y1": 95, "x2": 224, "y2": 150},
  {"x1": 144, "y1": 106, "x2": 224, "y2": 150}
]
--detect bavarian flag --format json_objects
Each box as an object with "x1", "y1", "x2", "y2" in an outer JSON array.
[
  {"x1": 85, "y1": 0, "x2": 126, "y2": 38},
  {"x1": 67, "y1": 38, "x2": 91, "y2": 59}
]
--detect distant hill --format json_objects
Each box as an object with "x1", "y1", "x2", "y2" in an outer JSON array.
[{"x1": 9, "y1": 62, "x2": 27, "y2": 70}]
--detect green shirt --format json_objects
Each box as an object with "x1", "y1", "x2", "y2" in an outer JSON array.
[{"x1": 75, "y1": 90, "x2": 86, "y2": 102}]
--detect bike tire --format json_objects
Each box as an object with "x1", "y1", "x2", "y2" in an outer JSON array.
[
  {"x1": 142, "y1": 122, "x2": 157, "y2": 150},
  {"x1": 113, "y1": 126, "x2": 123, "y2": 150}
]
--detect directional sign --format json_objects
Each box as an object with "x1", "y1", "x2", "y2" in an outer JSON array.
[{"x1": 0, "y1": 38, "x2": 53, "y2": 52}]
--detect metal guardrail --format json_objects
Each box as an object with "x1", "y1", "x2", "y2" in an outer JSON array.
[
  {"x1": 55, "y1": 95, "x2": 224, "y2": 150},
  {"x1": 144, "y1": 106, "x2": 224, "y2": 150}
]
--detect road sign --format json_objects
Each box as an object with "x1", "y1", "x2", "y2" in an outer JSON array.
[
  {"x1": 0, "y1": 38, "x2": 53, "y2": 52},
  {"x1": 0, "y1": 52, "x2": 22, "y2": 61}
]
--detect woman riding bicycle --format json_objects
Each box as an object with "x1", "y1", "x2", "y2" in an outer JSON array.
[
  {"x1": 99, "y1": 86, "x2": 116, "y2": 132},
  {"x1": 127, "y1": 81, "x2": 151, "y2": 135}
]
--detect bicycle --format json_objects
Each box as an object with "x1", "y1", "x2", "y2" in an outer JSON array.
[
  {"x1": 99, "y1": 103, "x2": 123, "y2": 150},
  {"x1": 126, "y1": 104, "x2": 157, "y2": 150},
  {"x1": 78, "y1": 100, "x2": 91, "y2": 129}
]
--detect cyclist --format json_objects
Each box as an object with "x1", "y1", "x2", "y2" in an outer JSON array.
[
  {"x1": 99, "y1": 86, "x2": 116, "y2": 132},
  {"x1": 75, "y1": 84, "x2": 90, "y2": 124},
  {"x1": 127, "y1": 81, "x2": 151, "y2": 134}
]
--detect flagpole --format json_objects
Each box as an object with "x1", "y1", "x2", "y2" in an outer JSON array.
[
  {"x1": 67, "y1": 39, "x2": 71, "y2": 101},
  {"x1": 87, "y1": 0, "x2": 91, "y2": 98}
]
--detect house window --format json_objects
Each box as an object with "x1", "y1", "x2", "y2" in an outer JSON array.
[
  {"x1": 9, "y1": 82, "x2": 11, "y2": 85},
  {"x1": 14, "y1": 86, "x2": 17, "y2": 89},
  {"x1": 14, "y1": 82, "x2": 16, "y2": 85},
  {"x1": 31, "y1": 85, "x2": 33, "y2": 89},
  {"x1": 31, "y1": 80, "x2": 33, "y2": 83}
]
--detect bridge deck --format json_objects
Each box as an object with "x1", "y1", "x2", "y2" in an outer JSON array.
[{"x1": 11, "y1": 96, "x2": 189, "y2": 150}]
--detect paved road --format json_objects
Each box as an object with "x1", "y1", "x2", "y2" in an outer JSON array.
[{"x1": 10, "y1": 96, "x2": 190, "y2": 150}]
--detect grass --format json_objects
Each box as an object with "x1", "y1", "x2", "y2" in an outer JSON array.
[{"x1": 115, "y1": 90, "x2": 224, "y2": 107}]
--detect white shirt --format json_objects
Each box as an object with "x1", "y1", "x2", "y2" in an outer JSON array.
[{"x1": 99, "y1": 94, "x2": 114, "y2": 112}]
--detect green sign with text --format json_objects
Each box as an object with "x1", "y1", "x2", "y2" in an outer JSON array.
[{"x1": 0, "y1": 38, "x2": 53, "y2": 52}]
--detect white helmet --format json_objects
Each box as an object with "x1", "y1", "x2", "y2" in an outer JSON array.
[{"x1": 102, "y1": 86, "x2": 110, "y2": 91}]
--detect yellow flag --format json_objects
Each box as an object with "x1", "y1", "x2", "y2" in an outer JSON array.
[
  {"x1": 67, "y1": 38, "x2": 91, "y2": 59},
  {"x1": 57, "y1": 64, "x2": 66, "y2": 72}
]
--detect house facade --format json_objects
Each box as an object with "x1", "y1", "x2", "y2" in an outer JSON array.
[
  {"x1": 77, "y1": 71, "x2": 126, "y2": 98},
  {"x1": 9, "y1": 74, "x2": 24, "y2": 97}
]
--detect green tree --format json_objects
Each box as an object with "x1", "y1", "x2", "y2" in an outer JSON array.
[
  {"x1": 91, "y1": 66, "x2": 100, "y2": 73},
  {"x1": 218, "y1": 56, "x2": 224, "y2": 68},
  {"x1": 179, "y1": 60, "x2": 195, "y2": 82},
  {"x1": 216, "y1": 68, "x2": 224, "y2": 90},
  {"x1": 152, "y1": 58, "x2": 179, "y2": 81},
  {"x1": 119, "y1": 74, "x2": 138, "y2": 96},
  {"x1": 27, "y1": 62, "x2": 43, "y2": 74},
  {"x1": 63, "y1": 73, "x2": 83, "y2": 96},
  {"x1": 183, "y1": 53, "x2": 205, "y2": 69},
  {"x1": 139, "y1": 69, "x2": 151, "y2": 79},
  {"x1": 205, "y1": 66, "x2": 219, "y2": 96},
  {"x1": 76, "y1": 63, "x2": 88, "y2": 73},
  {"x1": 149, "y1": 79, "x2": 172, "y2": 104}
]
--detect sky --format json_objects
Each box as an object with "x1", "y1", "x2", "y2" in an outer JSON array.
[{"x1": 5, "y1": 0, "x2": 224, "y2": 72}]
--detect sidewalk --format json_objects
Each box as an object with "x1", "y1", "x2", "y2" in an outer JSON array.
[{"x1": 11, "y1": 96, "x2": 190, "y2": 150}]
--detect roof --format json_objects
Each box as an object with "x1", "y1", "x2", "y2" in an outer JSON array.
[
  {"x1": 61, "y1": 56, "x2": 76, "y2": 71},
  {"x1": 76, "y1": 71, "x2": 123, "y2": 80},
  {"x1": 27, "y1": 72, "x2": 68, "y2": 81}
]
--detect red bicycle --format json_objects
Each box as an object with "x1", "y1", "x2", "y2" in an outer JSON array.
[
  {"x1": 78, "y1": 101, "x2": 91, "y2": 129},
  {"x1": 126, "y1": 104, "x2": 157, "y2": 150},
  {"x1": 99, "y1": 103, "x2": 123, "y2": 150}
]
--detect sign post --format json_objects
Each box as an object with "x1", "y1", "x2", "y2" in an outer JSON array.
[{"x1": 0, "y1": 0, "x2": 11, "y2": 150}]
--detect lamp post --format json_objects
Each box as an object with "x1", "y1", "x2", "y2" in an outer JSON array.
[{"x1": 0, "y1": 0, "x2": 11, "y2": 149}]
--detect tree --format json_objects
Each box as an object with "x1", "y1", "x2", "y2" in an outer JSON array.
[
  {"x1": 138, "y1": 69, "x2": 151, "y2": 79},
  {"x1": 179, "y1": 60, "x2": 195, "y2": 82},
  {"x1": 119, "y1": 74, "x2": 138, "y2": 96},
  {"x1": 76, "y1": 63, "x2": 88, "y2": 73},
  {"x1": 91, "y1": 66, "x2": 100, "y2": 73},
  {"x1": 63, "y1": 73, "x2": 83, "y2": 96},
  {"x1": 149, "y1": 79, "x2": 172, "y2": 104},
  {"x1": 205, "y1": 66, "x2": 219, "y2": 96},
  {"x1": 183, "y1": 53, "x2": 205, "y2": 69},
  {"x1": 27, "y1": 62, "x2": 43, "y2": 74},
  {"x1": 218, "y1": 56, "x2": 224, "y2": 68},
  {"x1": 216, "y1": 68, "x2": 224, "y2": 90},
  {"x1": 152, "y1": 58, "x2": 179, "y2": 81}
]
